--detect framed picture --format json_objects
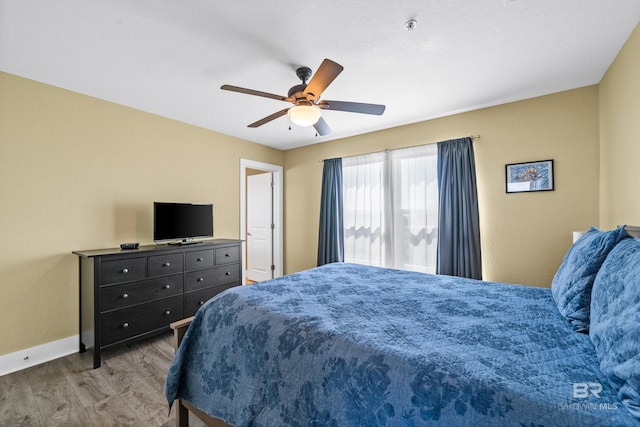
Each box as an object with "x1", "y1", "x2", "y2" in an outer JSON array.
[{"x1": 505, "y1": 159, "x2": 554, "y2": 193}]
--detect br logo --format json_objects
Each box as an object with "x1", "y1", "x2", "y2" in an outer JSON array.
[{"x1": 573, "y1": 382, "x2": 602, "y2": 398}]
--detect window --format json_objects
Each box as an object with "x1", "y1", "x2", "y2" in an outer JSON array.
[{"x1": 343, "y1": 144, "x2": 438, "y2": 273}]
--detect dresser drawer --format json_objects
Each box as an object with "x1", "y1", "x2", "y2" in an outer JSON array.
[
  {"x1": 100, "y1": 274, "x2": 183, "y2": 311},
  {"x1": 215, "y1": 246, "x2": 240, "y2": 265},
  {"x1": 148, "y1": 253, "x2": 183, "y2": 277},
  {"x1": 100, "y1": 257, "x2": 146, "y2": 285},
  {"x1": 100, "y1": 296, "x2": 183, "y2": 346},
  {"x1": 185, "y1": 249, "x2": 214, "y2": 271},
  {"x1": 184, "y1": 283, "x2": 238, "y2": 317},
  {"x1": 184, "y1": 264, "x2": 240, "y2": 292}
]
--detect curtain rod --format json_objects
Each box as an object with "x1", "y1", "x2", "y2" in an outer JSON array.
[{"x1": 319, "y1": 134, "x2": 481, "y2": 163}]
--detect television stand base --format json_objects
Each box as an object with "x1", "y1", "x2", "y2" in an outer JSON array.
[{"x1": 169, "y1": 241, "x2": 202, "y2": 246}]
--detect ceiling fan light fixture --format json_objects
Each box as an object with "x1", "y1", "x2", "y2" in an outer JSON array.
[{"x1": 288, "y1": 105, "x2": 321, "y2": 127}]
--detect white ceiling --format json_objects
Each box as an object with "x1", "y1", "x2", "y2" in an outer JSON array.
[{"x1": 1, "y1": 1, "x2": 639, "y2": 150}]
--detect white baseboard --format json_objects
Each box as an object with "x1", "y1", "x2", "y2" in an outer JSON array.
[{"x1": 0, "y1": 335, "x2": 78, "y2": 377}]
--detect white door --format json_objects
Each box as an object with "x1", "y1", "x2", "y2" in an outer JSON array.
[{"x1": 247, "y1": 173, "x2": 274, "y2": 282}]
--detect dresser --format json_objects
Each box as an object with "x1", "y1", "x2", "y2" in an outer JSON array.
[{"x1": 73, "y1": 239, "x2": 242, "y2": 368}]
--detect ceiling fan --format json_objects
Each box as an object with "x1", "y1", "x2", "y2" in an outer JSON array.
[{"x1": 220, "y1": 59, "x2": 385, "y2": 136}]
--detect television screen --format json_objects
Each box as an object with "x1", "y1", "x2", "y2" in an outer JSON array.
[{"x1": 153, "y1": 202, "x2": 214, "y2": 243}]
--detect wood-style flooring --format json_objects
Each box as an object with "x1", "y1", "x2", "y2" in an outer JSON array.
[{"x1": 0, "y1": 332, "x2": 206, "y2": 427}]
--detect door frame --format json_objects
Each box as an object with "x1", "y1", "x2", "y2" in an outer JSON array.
[{"x1": 240, "y1": 159, "x2": 283, "y2": 284}]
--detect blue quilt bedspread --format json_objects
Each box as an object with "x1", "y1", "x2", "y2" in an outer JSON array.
[{"x1": 166, "y1": 263, "x2": 639, "y2": 426}]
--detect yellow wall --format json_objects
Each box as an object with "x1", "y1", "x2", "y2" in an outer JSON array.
[
  {"x1": 284, "y1": 87, "x2": 601, "y2": 287},
  {"x1": 0, "y1": 72, "x2": 283, "y2": 356},
  {"x1": 599, "y1": 23, "x2": 640, "y2": 228}
]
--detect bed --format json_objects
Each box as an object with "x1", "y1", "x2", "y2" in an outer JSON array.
[{"x1": 166, "y1": 226, "x2": 640, "y2": 426}]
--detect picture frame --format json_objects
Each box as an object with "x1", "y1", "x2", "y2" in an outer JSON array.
[{"x1": 505, "y1": 159, "x2": 554, "y2": 193}]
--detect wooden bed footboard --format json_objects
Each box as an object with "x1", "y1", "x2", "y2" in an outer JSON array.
[
  {"x1": 170, "y1": 317, "x2": 232, "y2": 427},
  {"x1": 170, "y1": 316, "x2": 194, "y2": 352}
]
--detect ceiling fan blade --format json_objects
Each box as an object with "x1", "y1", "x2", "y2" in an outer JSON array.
[
  {"x1": 303, "y1": 59, "x2": 344, "y2": 101},
  {"x1": 248, "y1": 108, "x2": 290, "y2": 128},
  {"x1": 221, "y1": 85, "x2": 291, "y2": 102},
  {"x1": 317, "y1": 100, "x2": 385, "y2": 115},
  {"x1": 313, "y1": 116, "x2": 331, "y2": 136}
]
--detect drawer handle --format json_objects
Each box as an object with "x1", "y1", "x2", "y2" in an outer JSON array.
[
  {"x1": 122, "y1": 322, "x2": 129, "y2": 328},
  {"x1": 225, "y1": 253, "x2": 230, "y2": 257},
  {"x1": 197, "y1": 277, "x2": 204, "y2": 282},
  {"x1": 122, "y1": 293, "x2": 129, "y2": 299},
  {"x1": 164, "y1": 310, "x2": 171, "y2": 316},
  {"x1": 225, "y1": 271, "x2": 231, "y2": 276},
  {"x1": 197, "y1": 257, "x2": 204, "y2": 262},
  {"x1": 163, "y1": 284, "x2": 171, "y2": 289},
  {"x1": 198, "y1": 301, "x2": 205, "y2": 306},
  {"x1": 162, "y1": 262, "x2": 171, "y2": 267},
  {"x1": 122, "y1": 268, "x2": 129, "y2": 274}
]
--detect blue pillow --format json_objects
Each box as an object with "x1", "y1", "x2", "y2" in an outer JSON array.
[
  {"x1": 551, "y1": 225, "x2": 627, "y2": 332},
  {"x1": 589, "y1": 238, "x2": 640, "y2": 420}
]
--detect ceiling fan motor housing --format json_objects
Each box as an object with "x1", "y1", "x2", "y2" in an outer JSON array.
[
  {"x1": 289, "y1": 66, "x2": 315, "y2": 103},
  {"x1": 287, "y1": 84, "x2": 308, "y2": 101}
]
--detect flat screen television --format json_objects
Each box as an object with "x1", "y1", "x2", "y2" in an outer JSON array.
[{"x1": 153, "y1": 202, "x2": 214, "y2": 244}]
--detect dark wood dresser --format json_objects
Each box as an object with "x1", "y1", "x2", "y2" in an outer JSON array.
[{"x1": 73, "y1": 239, "x2": 242, "y2": 368}]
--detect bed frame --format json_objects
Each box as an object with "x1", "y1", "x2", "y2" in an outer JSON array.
[
  {"x1": 170, "y1": 317, "x2": 232, "y2": 427},
  {"x1": 169, "y1": 225, "x2": 640, "y2": 427},
  {"x1": 627, "y1": 225, "x2": 640, "y2": 238}
]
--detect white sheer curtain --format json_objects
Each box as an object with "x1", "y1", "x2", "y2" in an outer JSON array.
[
  {"x1": 343, "y1": 144, "x2": 438, "y2": 273},
  {"x1": 343, "y1": 151, "x2": 386, "y2": 266}
]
